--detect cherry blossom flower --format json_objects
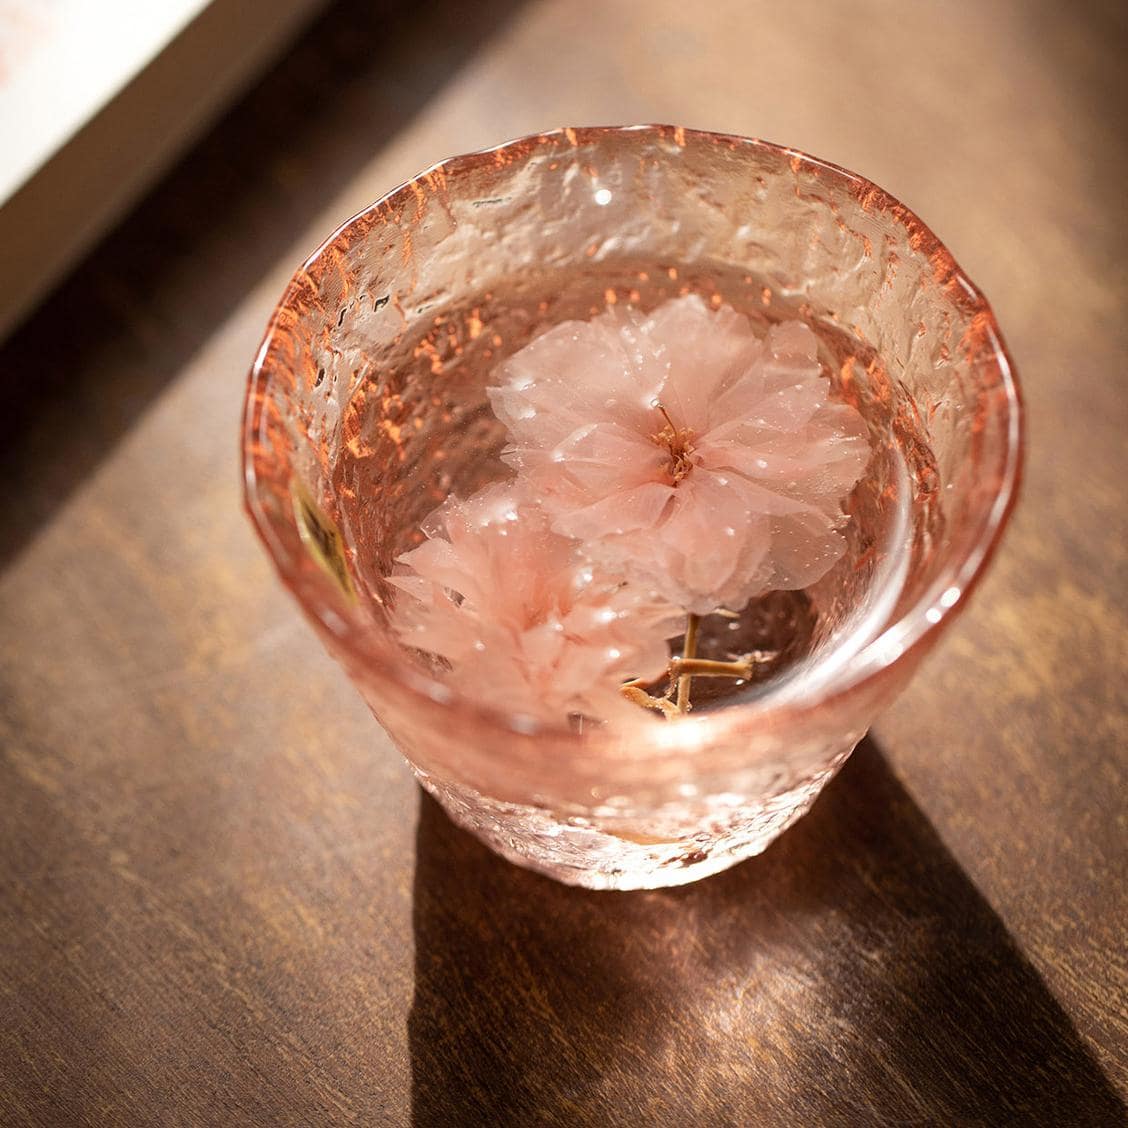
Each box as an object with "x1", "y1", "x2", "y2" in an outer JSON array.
[
  {"x1": 390, "y1": 483, "x2": 681, "y2": 723},
  {"x1": 489, "y1": 295, "x2": 869, "y2": 615}
]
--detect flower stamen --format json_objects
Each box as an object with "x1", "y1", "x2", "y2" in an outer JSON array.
[{"x1": 651, "y1": 401, "x2": 696, "y2": 487}]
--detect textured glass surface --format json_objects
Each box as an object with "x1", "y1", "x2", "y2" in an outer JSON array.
[{"x1": 243, "y1": 126, "x2": 1022, "y2": 889}]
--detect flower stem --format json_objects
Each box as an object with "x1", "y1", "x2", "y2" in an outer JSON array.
[
  {"x1": 621, "y1": 632, "x2": 778, "y2": 719},
  {"x1": 676, "y1": 613, "x2": 700, "y2": 713},
  {"x1": 670, "y1": 656, "x2": 753, "y2": 678},
  {"x1": 621, "y1": 681, "x2": 680, "y2": 717}
]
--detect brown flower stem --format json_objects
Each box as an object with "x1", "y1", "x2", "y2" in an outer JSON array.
[
  {"x1": 622, "y1": 637, "x2": 778, "y2": 719},
  {"x1": 621, "y1": 682, "x2": 680, "y2": 718},
  {"x1": 667, "y1": 651, "x2": 779, "y2": 684},
  {"x1": 676, "y1": 613, "x2": 700, "y2": 713},
  {"x1": 670, "y1": 656, "x2": 755, "y2": 679}
]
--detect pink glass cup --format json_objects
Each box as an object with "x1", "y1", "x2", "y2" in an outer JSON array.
[{"x1": 242, "y1": 126, "x2": 1022, "y2": 890}]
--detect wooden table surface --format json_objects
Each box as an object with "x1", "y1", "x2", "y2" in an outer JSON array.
[{"x1": 1, "y1": 1, "x2": 1125, "y2": 1123}]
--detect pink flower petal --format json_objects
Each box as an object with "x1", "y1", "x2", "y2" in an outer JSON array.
[
  {"x1": 391, "y1": 483, "x2": 681, "y2": 723},
  {"x1": 620, "y1": 296, "x2": 762, "y2": 431},
  {"x1": 553, "y1": 481, "x2": 674, "y2": 542},
  {"x1": 490, "y1": 295, "x2": 870, "y2": 613}
]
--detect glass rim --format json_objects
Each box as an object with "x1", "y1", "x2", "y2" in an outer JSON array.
[{"x1": 242, "y1": 124, "x2": 1024, "y2": 751}]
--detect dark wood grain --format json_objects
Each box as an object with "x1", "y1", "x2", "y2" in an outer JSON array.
[
  {"x1": 1, "y1": 0, "x2": 1125, "y2": 1124},
  {"x1": 411, "y1": 740, "x2": 1122, "y2": 1125}
]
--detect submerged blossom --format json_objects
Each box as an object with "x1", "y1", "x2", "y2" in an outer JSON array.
[
  {"x1": 389, "y1": 484, "x2": 680, "y2": 724},
  {"x1": 489, "y1": 295, "x2": 870, "y2": 614}
]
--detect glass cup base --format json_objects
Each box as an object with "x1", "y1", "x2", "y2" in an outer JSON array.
[{"x1": 413, "y1": 748, "x2": 853, "y2": 891}]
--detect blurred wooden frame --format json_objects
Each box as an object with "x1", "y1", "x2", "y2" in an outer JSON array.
[{"x1": 0, "y1": 0, "x2": 328, "y2": 340}]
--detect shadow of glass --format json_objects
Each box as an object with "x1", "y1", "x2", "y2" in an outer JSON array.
[
  {"x1": 408, "y1": 737, "x2": 1124, "y2": 1126},
  {"x1": 0, "y1": 0, "x2": 529, "y2": 571}
]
